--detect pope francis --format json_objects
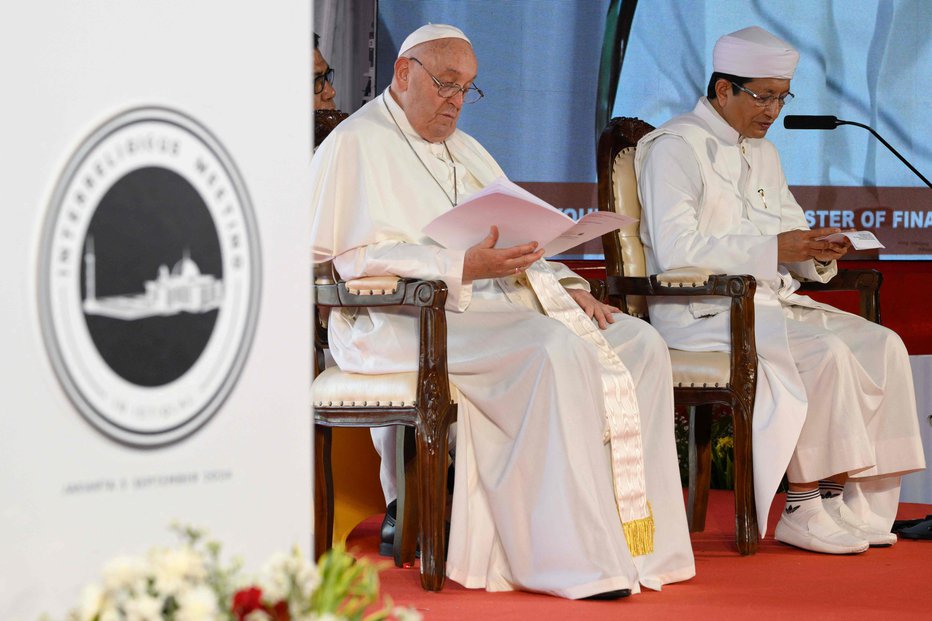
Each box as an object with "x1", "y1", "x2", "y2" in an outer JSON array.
[{"x1": 311, "y1": 24, "x2": 694, "y2": 599}]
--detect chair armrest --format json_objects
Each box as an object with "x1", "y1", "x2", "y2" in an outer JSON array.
[
  {"x1": 797, "y1": 268, "x2": 882, "y2": 324},
  {"x1": 314, "y1": 277, "x2": 453, "y2": 419},
  {"x1": 606, "y1": 273, "x2": 756, "y2": 300},
  {"x1": 316, "y1": 277, "x2": 448, "y2": 310},
  {"x1": 606, "y1": 272, "x2": 758, "y2": 396},
  {"x1": 344, "y1": 276, "x2": 402, "y2": 295},
  {"x1": 585, "y1": 278, "x2": 606, "y2": 302},
  {"x1": 314, "y1": 277, "x2": 448, "y2": 376},
  {"x1": 655, "y1": 267, "x2": 714, "y2": 287}
]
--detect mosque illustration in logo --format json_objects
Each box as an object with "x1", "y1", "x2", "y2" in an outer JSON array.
[{"x1": 82, "y1": 237, "x2": 223, "y2": 320}]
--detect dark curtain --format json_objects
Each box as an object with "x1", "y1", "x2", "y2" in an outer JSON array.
[{"x1": 595, "y1": 0, "x2": 638, "y2": 141}]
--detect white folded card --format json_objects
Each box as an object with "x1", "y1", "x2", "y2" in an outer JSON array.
[
  {"x1": 815, "y1": 230, "x2": 885, "y2": 250},
  {"x1": 423, "y1": 176, "x2": 635, "y2": 257}
]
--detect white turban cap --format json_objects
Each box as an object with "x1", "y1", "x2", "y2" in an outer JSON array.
[
  {"x1": 713, "y1": 26, "x2": 799, "y2": 79},
  {"x1": 397, "y1": 23, "x2": 472, "y2": 58}
]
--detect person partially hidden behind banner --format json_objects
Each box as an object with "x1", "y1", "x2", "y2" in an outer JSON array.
[
  {"x1": 313, "y1": 32, "x2": 346, "y2": 147},
  {"x1": 636, "y1": 26, "x2": 926, "y2": 555},
  {"x1": 310, "y1": 24, "x2": 695, "y2": 599}
]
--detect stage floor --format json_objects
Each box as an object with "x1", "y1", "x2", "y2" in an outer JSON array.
[{"x1": 347, "y1": 489, "x2": 931, "y2": 620}]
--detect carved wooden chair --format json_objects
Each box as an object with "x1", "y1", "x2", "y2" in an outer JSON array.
[
  {"x1": 314, "y1": 109, "x2": 349, "y2": 146},
  {"x1": 597, "y1": 116, "x2": 882, "y2": 555},
  {"x1": 313, "y1": 266, "x2": 457, "y2": 591}
]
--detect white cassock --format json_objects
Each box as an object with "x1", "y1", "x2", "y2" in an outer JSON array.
[
  {"x1": 311, "y1": 88, "x2": 695, "y2": 598},
  {"x1": 635, "y1": 98, "x2": 926, "y2": 535}
]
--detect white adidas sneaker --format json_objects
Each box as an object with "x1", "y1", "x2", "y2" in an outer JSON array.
[
  {"x1": 822, "y1": 497, "x2": 898, "y2": 547},
  {"x1": 775, "y1": 505, "x2": 870, "y2": 554}
]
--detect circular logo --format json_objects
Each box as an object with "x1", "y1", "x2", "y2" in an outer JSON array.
[{"x1": 38, "y1": 107, "x2": 261, "y2": 446}]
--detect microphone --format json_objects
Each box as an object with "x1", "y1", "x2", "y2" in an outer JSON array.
[
  {"x1": 783, "y1": 115, "x2": 840, "y2": 130},
  {"x1": 783, "y1": 115, "x2": 931, "y2": 188}
]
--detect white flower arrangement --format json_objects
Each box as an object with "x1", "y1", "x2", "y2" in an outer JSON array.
[{"x1": 48, "y1": 524, "x2": 419, "y2": 621}]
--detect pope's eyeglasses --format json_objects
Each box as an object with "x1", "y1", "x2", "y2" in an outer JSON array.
[
  {"x1": 409, "y1": 57, "x2": 484, "y2": 104},
  {"x1": 731, "y1": 81, "x2": 794, "y2": 109}
]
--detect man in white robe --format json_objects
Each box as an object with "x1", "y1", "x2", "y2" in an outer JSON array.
[
  {"x1": 311, "y1": 24, "x2": 694, "y2": 598},
  {"x1": 636, "y1": 26, "x2": 925, "y2": 555}
]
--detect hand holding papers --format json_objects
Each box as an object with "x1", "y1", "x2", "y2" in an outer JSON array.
[
  {"x1": 816, "y1": 230, "x2": 885, "y2": 250},
  {"x1": 423, "y1": 177, "x2": 635, "y2": 257}
]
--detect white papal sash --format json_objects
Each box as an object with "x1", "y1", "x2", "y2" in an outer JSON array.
[{"x1": 525, "y1": 262, "x2": 654, "y2": 555}]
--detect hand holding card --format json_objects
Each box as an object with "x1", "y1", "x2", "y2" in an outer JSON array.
[{"x1": 815, "y1": 230, "x2": 885, "y2": 250}]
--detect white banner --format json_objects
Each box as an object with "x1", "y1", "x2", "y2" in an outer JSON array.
[
  {"x1": 902, "y1": 355, "x2": 932, "y2": 504},
  {"x1": 0, "y1": 2, "x2": 312, "y2": 618}
]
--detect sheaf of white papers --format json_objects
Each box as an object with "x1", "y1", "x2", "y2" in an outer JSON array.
[
  {"x1": 816, "y1": 230, "x2": 885, "y2": 250},
  {"x1": 423, "y1": 176, "x2": 635, "y2": 257}
]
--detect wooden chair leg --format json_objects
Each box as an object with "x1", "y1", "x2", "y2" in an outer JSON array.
[
  {"x1": 394, "y1": 425, "x2": 419, "y2": 567},
  {"x1": 731, "y1": 397, "x2": 758, "y2": 555},
  {"x1": 687, "y1": 404, "x2": 713, "y2": 532},
  {"x1": 416, "y1": 408, "x2": 452, "y2": 592},
  {"x1": 314, "y1": 425, "x2": 334, "y2": 560}
]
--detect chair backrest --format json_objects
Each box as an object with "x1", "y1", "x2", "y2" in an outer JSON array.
[{"x1": 596, "y1": 117, "x2": 656, "y2": 318}]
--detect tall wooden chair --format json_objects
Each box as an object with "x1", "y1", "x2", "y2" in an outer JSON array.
[
  {"x1": 313, "y1": 268, "x2": 457, "y2": 591},
  {"x1": 597, "y1": 116, "x2": 882, "y2": 555}
]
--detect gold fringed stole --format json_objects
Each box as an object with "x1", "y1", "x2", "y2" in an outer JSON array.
[
  {"x1": 623, "y1": 502, "x2": 655, "y2": 557},
  {"x1": 525, "y1": 263, "x2": 654, "y2": 556}
]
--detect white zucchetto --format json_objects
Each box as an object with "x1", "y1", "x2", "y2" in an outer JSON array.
[
  {"x1": 397, "y1": 23, "x2": 472, "y2": 57},
  {"x1": 712, "y1": 26, "x2": 799, "y2": 79}
]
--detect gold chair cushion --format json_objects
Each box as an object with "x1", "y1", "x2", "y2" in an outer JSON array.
[
  {"x1": 612, "y1": 146, "x2": 648, "y2": 316},
  {"x1": 612, "y1": 147, "x2": 647, "y2": 277},
  {"x1": 669, "y1": 349, "x2": 730, "y2": 388},
  {"x1": 313, "y1": 365, "x2": 460, "y2": 408},
  {"x1": 611, "y1": 147, "x2": 643, "y2": 227}
]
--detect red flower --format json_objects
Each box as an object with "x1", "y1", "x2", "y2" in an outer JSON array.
[
  {"x1": 231, "y1": 586, "x2": 291, "y2": 621},
  {"x1": 232, "y1": 587, "x2": 265, "y2": 620},
  {"x1": 268, "y1": 600, "x2": 291, "y2": 621}
]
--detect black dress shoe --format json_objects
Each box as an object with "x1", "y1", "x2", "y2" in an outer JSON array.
[
  {"x1": 380, "y1": 499, "x2": 422, "y2": 558},
  {"x1": 892, "y1": 514, "x2": 932, "y2": 533},
  {"x1": 379, "y1": 499, "x2": 397, "y2": 557},
  {"x1": 380, "y1": 463, "x2": 456, "y2": 557},
  {"x1": 583, "y1": 589, "x2": 632, "y2": 601},
  {"x1": 381, "y1": 498, "x2": 454, "y2": 559},
  {"x1": 898, "y1": 517, "x2": 932, "y2": 540}
]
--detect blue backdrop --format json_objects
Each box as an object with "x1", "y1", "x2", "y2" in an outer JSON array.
[
  {"x1": 376, "y1": 0, "x2": 931, "y2": 258},
  {"x1": 378, "y1": 0, "x2": 930, "y2": 188}
]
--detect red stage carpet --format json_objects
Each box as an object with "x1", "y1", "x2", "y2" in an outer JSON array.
[{"x1": 347, "y1": 490, "x2": 930, "y2": 620}]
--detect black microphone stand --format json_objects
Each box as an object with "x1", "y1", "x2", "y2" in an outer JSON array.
[{"x1": 834, "y1": 119, "x2": 932, "y2": 188}]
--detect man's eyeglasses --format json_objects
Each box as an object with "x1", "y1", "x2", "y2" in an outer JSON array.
[
  {"x1": 408, "y1": 57, "x2": 484, "y2": 104},
  {"x1": 314, "y1": 67, "x2": 334, "y2": 95},
  {"x1": 731, "y1": 81, "x2": 794, "y2": 108}
]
